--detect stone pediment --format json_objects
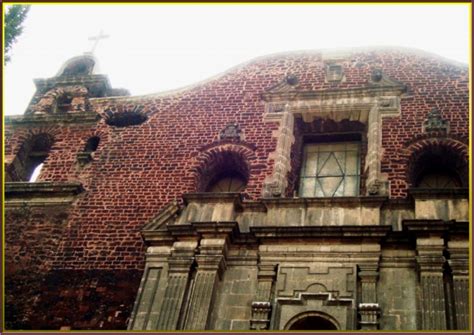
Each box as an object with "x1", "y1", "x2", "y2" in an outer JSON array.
[
  {"x1": 368, "y1": 69, "x2": 405, "y2": 89},
  {"x1": 264, "y1": 75, "x2": 299, "y2": 94},
  {"x1": 142, "y1": 201, "x2": 180, "y2": 231}
]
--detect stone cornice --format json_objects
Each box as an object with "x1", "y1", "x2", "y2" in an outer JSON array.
[
  {"x1": 260, "y1": 196, "x2": 387, "y2": 208},
  {"x1": 402, "y1": 219, "x2": 468, "y2": 237},
  {"x1": 4, "y1": 181, "x2": 84, "y2": 206},
  {"x1": 250, "y1": 225, "x2": 391, "y2": 239},
  {"x1": 4, "y1": 112, "x2": 100, "y2": 125},
  {"x1": 262, "y1": 84, "x2": 406, "y2": 103},
  {"x1": 34, "y1": 74, "x2": 111, "y2": 91}
]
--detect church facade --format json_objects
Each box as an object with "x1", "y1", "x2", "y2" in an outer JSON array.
[{"x1": 4, "y1": 48, "x2": 470, "y2": 331}]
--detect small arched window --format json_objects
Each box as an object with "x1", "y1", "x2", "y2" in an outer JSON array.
[
  {"x1": 409, "y1": 143, "x2": 467, "y2": 189},
  {"x1": 8, "y1": 134, "x2": 54, "y2": 182},
  {"x1": 55, "y1": 94, "x2": 73, "y2": 113},
  {"x1": 196, "y1": 149, "x2": 250, "y2": 193},
  {"x1": 84, "y1": 136, "x2": 100, "y2": 152}
]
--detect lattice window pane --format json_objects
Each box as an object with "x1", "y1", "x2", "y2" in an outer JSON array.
[{"x1": 299, "y1": 142, "x2": 360, "y2": 197}]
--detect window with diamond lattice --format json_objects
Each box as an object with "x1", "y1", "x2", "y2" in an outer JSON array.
[{"x1": 299, "y1": 142, "x2": 360, "y2": 197}]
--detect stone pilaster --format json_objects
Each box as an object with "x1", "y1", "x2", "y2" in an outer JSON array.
[
  {"x1": 155, "y1": 241, "x2": 197, "y2": 330},
  {"x1": 250, "y1": 264, "x2": 277, "y2": 330},
  {"x1": 447, "y1": 240, "x2": 469, "y2": 330},
  {"x1": 183, "y1": 238, "x2": 227, "y2": 330},
  {"x1": 416, "y1": 237, "x2": 447, "y2": 330},
  {"x1": 128, "y1": 246, "x2": 171, "y2": 330},
  {"x1": 262, "y1": 105, "x2": 295, "y2": 197},
  {"x1": 358, "y1": 263, "x2": 380, "y2": 330}
]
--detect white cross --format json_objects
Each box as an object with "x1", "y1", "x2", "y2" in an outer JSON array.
[{"x1": 88, "y1": 29, "x2": 110, "y2": 54}]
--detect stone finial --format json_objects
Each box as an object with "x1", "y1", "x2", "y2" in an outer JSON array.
[
  {"x1": 423, "y1": 108, "x2": 449, "y2": 133},
  {"x1": 219, "y1": 123, "x2": 242, "y2": 141}
]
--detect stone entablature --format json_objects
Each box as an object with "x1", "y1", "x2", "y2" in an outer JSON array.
[{"x1": 150, "y1": 190, "x2": 468, "y2": 232}]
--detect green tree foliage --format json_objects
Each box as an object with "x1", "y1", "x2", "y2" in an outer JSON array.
[{"x1": 4, "y1": 5, "x2": 30, "y2": 64}]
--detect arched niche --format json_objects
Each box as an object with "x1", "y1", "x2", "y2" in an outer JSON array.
[
  {"x1": 407, "y1": 138, "x2": 468, "y2": 188},
  {"x1": 192, "y1": 144, "x2": 254, "y2": 193}
]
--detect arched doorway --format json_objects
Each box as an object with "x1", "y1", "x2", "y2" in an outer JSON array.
[{"x1": 286, "y1": 312, "x2": 339, "y2": 330}]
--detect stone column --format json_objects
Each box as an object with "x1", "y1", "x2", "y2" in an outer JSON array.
[
  {"x1": 183, "y1": 238, "x2": 227, "y2": 330},
  {"x1": 416, "y1": 237, "x2": 447, "y2": 330},
  {"x1": 155, "y1": 241, "x2": 197, "y2": 330},
  {"x1": 358, "y1": 263, "x2": 380, "y2": 330},
  {"x1": 447, "y1": 240, "x2": 469, "y2": 330},
  {"x1": 250, "y1": 263, "x2": 277, "y2": 330}
]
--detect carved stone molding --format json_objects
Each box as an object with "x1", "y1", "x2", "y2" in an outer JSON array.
[
  {"x1": 261, "y1": 82, "x2": 405, "y2": 198},
  {"x1": 423, "y1": 108, "x2": 449, "y2": 134}
]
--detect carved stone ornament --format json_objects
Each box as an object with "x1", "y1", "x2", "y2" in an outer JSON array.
[
  {"x1": 219, "y1": 123, "x2": 242, "y2": 141},
  {"x1": 423, "y1": 108, "x2": 449, "y2": 133}
]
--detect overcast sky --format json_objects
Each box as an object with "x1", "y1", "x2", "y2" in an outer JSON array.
[{"x1": 4, "y1": 4, "x2": 470, "y2": 116}]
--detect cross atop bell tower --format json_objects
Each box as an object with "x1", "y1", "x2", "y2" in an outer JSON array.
[{"x1": 87, "y1": 29, "x2": 109, "y2": 54}]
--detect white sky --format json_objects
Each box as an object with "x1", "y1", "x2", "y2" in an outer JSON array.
[{"x1": 4, "y1": 4, "x2": 470, "y2": 116}]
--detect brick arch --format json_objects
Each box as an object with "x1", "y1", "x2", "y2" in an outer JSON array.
[
  {"x1": 191, "y1": 143, "x2": 256, "y2": 192},
  {"x1": 6, "y1": 132, "x2": 56, "y2": 182},
  {"x1": 404, "y1": 137, "x2": 468, "y2": 188},
  {"x1": 43, "y1": 85, "x2": 89, "y2": 99},
  {"x1": 80, "y1": 129, "x2": 108, "y2": 151},
  {"x1": 33, "y1": 86, "x2": 89, "y2": 114}
]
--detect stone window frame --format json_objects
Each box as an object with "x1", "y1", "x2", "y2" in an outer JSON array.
[{"x1": 262, "y1": 82, "x2": 405, "y2": 198}]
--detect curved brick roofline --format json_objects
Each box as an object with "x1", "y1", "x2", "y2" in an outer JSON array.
[{"x1": 90, "y1": 46, "x2": 467, "y2": 103}]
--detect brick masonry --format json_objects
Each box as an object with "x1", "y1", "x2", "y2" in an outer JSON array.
[{"x1": 4, "y1": 48, "x2": 469, "y2": 330}]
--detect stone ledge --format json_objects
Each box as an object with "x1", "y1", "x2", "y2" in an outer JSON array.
[
  {"x1": 260, "y1": 196, "x2": 387, "y2": 207},
  {"x1": 5, "y1": 182, "x2": 84, "y2": 205},
  {"x1": 409, "y1": 187, "x2": 469, "y2": 199},
  {"x1": 34, "y1": 74, "x2": 111, "y2": 90},
  {"x1": 402, "y1": 219, "x2": 468, "y2": 234},
  {"x1": 5, "y1": 112, "x2": 100, "y2": 125},
  {"x1": 250, "y1": 225, "x2": 391, "y2": 239},
  {"x1": 183, "y1": 192, "x2": 242, "y2": 204}
]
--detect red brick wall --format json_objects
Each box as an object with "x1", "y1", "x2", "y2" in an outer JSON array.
[
  {"x1": 5, "y1": 270, "x2": 141, "y2": 330},
  {"x1": 4, "y1": 49, "x2": 468, "y2": 329}
]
